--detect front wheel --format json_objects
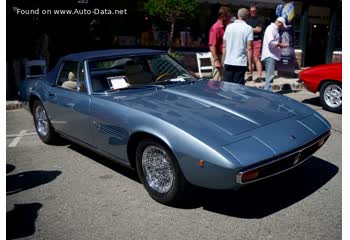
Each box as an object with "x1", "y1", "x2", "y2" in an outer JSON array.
[
  {"x1": 33, "y1": 100, "x2": 58, "y2": 144},
  {"x1": 135, "y1": 139, "x2": 191, "y2": 206},
  {"x1": 320, "y1": 82, "x2": 342, "y2": 113}
]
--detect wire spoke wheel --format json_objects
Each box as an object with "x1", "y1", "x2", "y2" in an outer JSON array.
[
  {"x1": 35, "y1": 105, "x2": 49, "y2": 137},
  {"x1": 141, "y1": 145, "x2": 175, "y2": 193},
  {"x1": 136, "y1": 139, "x2": 192, "y2": 205},
  {"x1": 32, "y1": 100, "x2": 58, "y2": 144}
]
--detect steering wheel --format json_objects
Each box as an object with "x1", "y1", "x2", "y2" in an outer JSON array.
[{"x1": 155, "y1": 73, "x2": 175, "y2": 82}]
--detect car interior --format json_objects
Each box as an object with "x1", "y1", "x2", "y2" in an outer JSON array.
[
  {"x1": 61, "y1": 72, "x2": 77, "y2": 90},
  {"x1": 89, "y1": 56, "x2": 186, "y2": 93},
  {"x1": 57, "y1": 61, "x2": 86, "y2": 93},
  {"x1": 90, "y1": 60, "x2": 154, "y2": 92}
]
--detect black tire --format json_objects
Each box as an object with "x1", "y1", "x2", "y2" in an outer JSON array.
[
  {"x1": 320, "y1": 81, "x2": 342, "y2": 113},
  {"x1": 135, "y1": 138, "x2": 191, "y2": 206},
  {"x1": 33, "y1": 100, "x2": 58, "y2": 144}
]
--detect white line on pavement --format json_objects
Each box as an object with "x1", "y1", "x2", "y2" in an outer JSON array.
[
  {"x1": 7, "y1": 132, "x2": 37, "y2": 138},
  {"x1": 8, "y1": 130, "x2": 28, "y2": 148}
]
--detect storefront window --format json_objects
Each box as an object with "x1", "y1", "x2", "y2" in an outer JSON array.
[{"x1": 334, "y1": 5, "x2": 342, "y2": 51}]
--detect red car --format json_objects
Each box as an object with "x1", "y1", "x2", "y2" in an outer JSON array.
[{"x1": 299, "y1": 63, "x2": 342, "y2": 113}]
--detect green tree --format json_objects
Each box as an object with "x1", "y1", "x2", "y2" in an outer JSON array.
[{"x1": 145, "y1": 0, "x2": 198, "y2": 53}]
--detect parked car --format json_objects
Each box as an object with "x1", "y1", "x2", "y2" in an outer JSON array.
[
  {"x1": 20, "y1": 49, "x2": 331, "y2": 205},
  {"x1": 299, "y1": 63, "x2": 342, "y2": 113}
]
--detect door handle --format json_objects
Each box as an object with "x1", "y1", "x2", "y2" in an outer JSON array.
[{"x1": 48, "y1": 91, "x2": 55, "y2": 96}]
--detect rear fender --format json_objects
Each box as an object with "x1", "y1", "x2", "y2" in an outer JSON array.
[{"x1": 19, "y1": 78, "x2": 41, "y2": 102}]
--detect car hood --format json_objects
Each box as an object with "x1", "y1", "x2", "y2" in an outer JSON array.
[{"x1": 110, "y1": 80, "x2": 315, "y2": 145}]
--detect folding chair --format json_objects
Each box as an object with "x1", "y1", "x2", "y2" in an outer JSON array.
[
  {"x1": 196, "y1": 52, "x2": 213, "y2": 78},
  {"x1": 24, "y1": 59, "x2": 47, "y2": 79}
]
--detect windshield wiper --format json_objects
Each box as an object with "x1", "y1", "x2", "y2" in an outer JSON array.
[{"x1": 108, "y1": 84, "x2": 165, "y2": 92}]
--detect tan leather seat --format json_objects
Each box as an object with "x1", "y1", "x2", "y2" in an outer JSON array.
[
  {"x1": 125, "y1": 64, "x2": 152, "y2": 85},
  {"x1": 62, "y1": 72, "x2": 77, "y2": 90}
]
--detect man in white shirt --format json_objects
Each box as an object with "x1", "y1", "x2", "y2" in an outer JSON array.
[
  {"x1": 261, "y1": 17, "x2": 288, "y2": 91},
  {"x1": 222, "y1": 8, "x2": 253, "y2": 85}
]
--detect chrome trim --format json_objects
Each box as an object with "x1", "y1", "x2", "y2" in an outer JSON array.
[
  {"x1": 236, "y1": 133, "x2": 330, "y2": 184},
  {"x1": 84, "y1": 60, "x2": 93, "y2": 95}
]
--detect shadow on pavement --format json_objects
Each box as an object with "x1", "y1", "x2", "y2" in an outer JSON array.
[
  {"x1": 67, "y1": 142, "x2": 338, "y2": 219},
  {"x1": 68, "y1": 143, "x2": 139, "y2": 183},
  {"x1": 303, "y1": 97, "x2": 342, "y2": 115},
  {"x1": 7, "y1": 164, "x2": 16, "y2": 174},
  {"x1": 50, "y1": 136, "x2": 71, "y2": 146},
  {"x1": 302, "y1": 96, "x2": 322, "y2": 107},
  {"x1": 190, "y1": 157, "x2": 338, "y2": 218},
  {"x1": 275, "y1": 87, "x2": 301, "y2": 95},
  {"x1": 7, "y1": 203, "x2": 42, "y2": 239},
  {"x1": 7, "y1": 170, "x2": 62, "y2": 195}
]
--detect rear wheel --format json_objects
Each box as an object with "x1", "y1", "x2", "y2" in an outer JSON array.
[
  {"x1": 135, "y1": 139, "x2": 191, "y2": 206},
  {"x1": 320, "y1": 82, "x2": 342, "y2": 113},
  {"x1": 33, "y1": 100, "x2": 58, "y2": 144}
]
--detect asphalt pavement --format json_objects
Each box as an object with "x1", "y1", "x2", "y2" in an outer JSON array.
[{"x1": 6, "y1": 90, "x2": 341, "y2": 240}]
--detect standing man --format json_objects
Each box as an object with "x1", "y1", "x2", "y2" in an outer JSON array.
[
  {"x1": 261, "y1": 17, "x2": 288, "y2": 91},
  {"x1": 246, "y1": 5, "x2": 265, "y2": 83},
  {"x1": 222, "y1": 8, "x2": 253, "y2": 85},
  {"x1": 208, "y1": 6, "x2": 232, "y2": 81}
]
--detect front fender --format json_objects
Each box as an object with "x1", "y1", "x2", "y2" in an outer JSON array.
[{"x1": 128, "y1": 111, "x2": 241, "y2": 190}]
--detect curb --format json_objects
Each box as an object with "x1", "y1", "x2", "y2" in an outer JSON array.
[
  {"x1": 6, "y1": 101, "x2": 24, "y2": 111},
  {"x1": 272, "y1": 82, "x2": 304, "y2": 92},
  {"x1": 246, "y1": 81, "x2": 304, "y2": 92}
]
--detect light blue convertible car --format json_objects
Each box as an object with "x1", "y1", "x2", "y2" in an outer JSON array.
[{"x1": 20, "y1": 49, "x2": 331, "y2": 205}]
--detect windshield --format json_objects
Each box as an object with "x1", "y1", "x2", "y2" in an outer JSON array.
[{"x1": 88, "y1": 54, "x2": 196, "y2": 93}]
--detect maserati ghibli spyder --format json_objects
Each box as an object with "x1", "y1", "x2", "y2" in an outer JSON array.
[{"x1": 20, "y1": 49, "x2": 331, "y2": 205}]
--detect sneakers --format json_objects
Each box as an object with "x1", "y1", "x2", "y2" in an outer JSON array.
[
  {"x1": 246, "y1": 76, "x2": 253, "y2": 82},
  {"x1": 254, "y1": 77, "x2": 265, "y2": 83}
]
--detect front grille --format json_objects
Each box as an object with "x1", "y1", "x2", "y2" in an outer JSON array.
[
  {"x1": 237, "y1": 132, "x2": 330, "y2": 184},
  {"x1": 257, "y1": 152, "x2": 301, "y2": 179}
]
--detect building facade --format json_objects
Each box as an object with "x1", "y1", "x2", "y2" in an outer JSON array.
[
  {"x1": 139, "y1": 0, "x2": 342, "y2": 67},
  {"x1": 197, "y1": 0, "x2": 342, "y2": 67},
  {"x1": 6, "y1": 0, "x2": 342, "y2": 98}
]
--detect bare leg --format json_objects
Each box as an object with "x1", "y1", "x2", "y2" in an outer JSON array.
[
  {"x1": 254, "y1": 57, "x2": 263, "y2": 78},
  {"x1": 246, "y1": 63, "x2": 254, "y2": 81}
]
